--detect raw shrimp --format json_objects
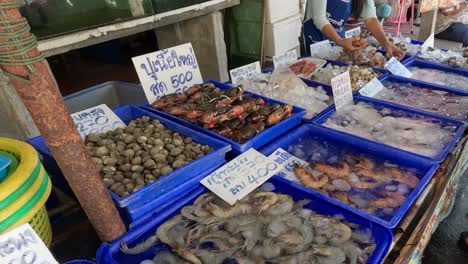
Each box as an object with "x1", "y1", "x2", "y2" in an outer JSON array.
[
  {"x1": 264, "y1": 194, "x2": 294, "y2": 216},
  {"x1": 153, "y1": 251, "x2": 190, "y2": 264},
  {"x1": 254, "y1": 192, "x2": 279, "y2": 213},
  {"x1": 251, "y1": 238, "x2": 282, "y2": 259},
  {"x1": 371, "y1": 192, "x2": 406, "y2": 209},
  {"x1": 313, "y1": 162, "x2": 350, "y2": 178},
  {"x1": 328, "y1": 222, "x2": 352, "y2": 244},
  {"x1": 385, "y1": 167, "x2": 419, "y2": 188},
  {"x1": 120, "y1": 235, "x2": 159, "y2": 255},
  {"x1": 332, "y1": 192, "x2": 351, "y2": 205},
  {"x1": 224, "y1": 214, "x2": 257, "y2": 233},
  {"x1": 294, "y1": 164, "x2": 329, "y2": 188},
  {"x1": 199, "y1": 230, "x2": 242, "y2": 250},
  {"x1": 192, "y1": 248, "x2": 236, "y2": 264}
]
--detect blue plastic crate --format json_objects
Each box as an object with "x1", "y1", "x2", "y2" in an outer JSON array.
[
  {"x1": 312, "y1": 96, "x2": 466, "y2": 163},
  {"x1": 63, "y1": 261, "x2": 95, "y2": 264},
  {"x1": 141, "y1": 80, "x2": 306, "y2": 158},
  {"x1": 0, "y1": 155, "x2": 11, "y2": 182},
  {"x1": 28, "y1": 106, "x2": 231, "y2": 224},
  {"x1": 259, "y1": 123, "x2": 439, "y2": 229},
  {"x1": 402, "y1": 59, "x2": 468, "y2": 94},
  {"x1": 96, "y1": 178, "x2": 392, "y2": 264}
]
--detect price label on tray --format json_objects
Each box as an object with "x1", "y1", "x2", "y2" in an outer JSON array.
[
  {"x1": 132, "y1": 43, "x2": 203, "y2": 104},
  {"x1": 359, "y1": 77, "x2": 385, "y2": 97},
  {"x1": 268, "y1": 148, "x2": 308, "y2": 183},
  {"x1": 331, "y1": 71, "x2": 354, "y2": 111},
  {"x1": 201, "y1": 148, "x2": 281, "y2": 205},
  {"x1": 384, "y1": 57, "x2": 413, "y2": 78},
  {"x1": 421, "y1": 33, "x2": 435, "y2": 54},
  {"x1": 230, "y1": 61, "x2": 261, "y2": 85},
  {"x1": 273, "y1": 50, "x2": 298, "y2": 68},
  {"x1": 345, "y1": 27, "x2": 361, "y2": 38},
  {"x1": 71, "y1": 104, "x2": 126, "y2": 139},
  {"x1": 0, "y1": 224, "x2": 58, "y2": 264}
]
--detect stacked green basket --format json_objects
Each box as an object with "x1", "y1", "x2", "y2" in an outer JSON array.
[{"x1": 0, "y1": 137, "x2": 52, "y2": 246}]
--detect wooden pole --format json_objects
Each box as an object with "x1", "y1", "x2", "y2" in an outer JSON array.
[{"x1": 0, "y1": 0, "x2": 126, "y2": 242}]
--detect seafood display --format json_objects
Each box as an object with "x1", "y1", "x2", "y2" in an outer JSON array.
[
  {"x1": 290, "y1": 149, "x2": 419, "y2": 220},
  {"x1": 151, "y1": 83, "x2": 293, "y2": 143},
  {"x1": 409, "y1": 67, "x2": 468, "y2": 91},
  {"x1": 122, "y1": 190, "x2": 376, "y2": 264},
  {"x1": 288, "y1": 58, "x2": 325, "y2": 78},
  {"x1": 310, "y1": 64, "x2": 380, "y2": 91},
  {"x1": 386, "y1": 36, "x2": 421, "y2": 55},
  {"x1": 338, "y1": 47, "x2": 391, "y2": 69},
  {"x1": 85, "y1": 116, "x2": 213, "y2": 197},
  {"x1": 374, "y1": 81, "x2": 468, "y2": 120},
  {"x1": 240, "y1": 70, "x2": 332, "y2": 119},
  {"x1": 322, "y1": 102, "x2": 456, "y2": 158},
  {"x1": 419, "y1": 48, "x2": 468, "y2": 69}
]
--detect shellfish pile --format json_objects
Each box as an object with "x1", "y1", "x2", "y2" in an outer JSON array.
[
  {"x1": 85, "y1": 116, "x2": 213, "y2": 197},
  {"x1": 310, "y1": 65, "x2": 380, "y2": 91},
  {"x1": 322, "y1": 102, "x2": 456, "y2": 158},
  {"x1": 122, "y1": 190, "x2": 376, "y2": 264},
  {"x1": 151, "y1": 83, "x2": 293, "y2": 143}
]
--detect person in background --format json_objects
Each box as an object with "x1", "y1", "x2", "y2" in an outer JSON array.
[
  {"x1": 303, "y1": 0, "x2": 404, "y2": 58},
  {"x1": 435, "y1": 0, "x2": 468, "y2": 47}
]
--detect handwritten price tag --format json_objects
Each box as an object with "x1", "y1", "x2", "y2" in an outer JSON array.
[
  {"x1": 132, "y1": 43, "x2": 203, "y2": 104},
  {"x1": 384, "y1": 57, "x2": 413, "y2": 78},
  {"x1": 71, "y1": 104, "x2": 126, "y2": 139},
  {"x1": 0, "y1": 224, "x2": 58, "y2": 264},
  {"x1": 268, "y1": 148, "x2": 308, "y2": 183},
  {"x1": 331, "y1": 71, "x2": 354, "y2": 111},
  {"x1": 345, "y1": 27, "x2": 361, "y2": 38},
  {"x1": 421, "y1": 33, "x2": 435, "y2": 54},
  {"x1": 359, "y1": 77, "x2": 385, "y2": 97},
  {"x1": 273, "y1": 50, "x2": 298, "y2": 68},
  {"x1": 200, "y1": 148, "x2": 281, "y2": 205},
  {"x1": 230, "y1": 61, "x2": 261, "y2": 85}
]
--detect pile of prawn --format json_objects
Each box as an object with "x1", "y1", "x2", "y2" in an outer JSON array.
[
  {"x1": 121, "y1": 191, "x2": 376, "y2": 264},
  {"x1": 293, "y1": 155, "x2": 420, "y2": 219}
]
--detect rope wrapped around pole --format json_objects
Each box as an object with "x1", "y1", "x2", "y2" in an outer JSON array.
[{"x1": 0, "y1": 0, "x2": 126, "y2": 242}]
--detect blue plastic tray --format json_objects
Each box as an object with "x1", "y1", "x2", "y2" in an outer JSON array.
[
  {"x1": 259, "y1": 124, "x2": 439, "y2": 229},
  {"x1": 141, "y1": 80, "x2": 306, "y2": 158},
  {"x1": 96, "y1": 178, "x2": 392, "y2": 264},
  {"x1": 312, "y1": 96, "x2": 466, "y2": 163},
  {"x1": 28, "y1": 106, "x2": 230, "y2": 224},
  {"x1": 402, "y1": 59, "x2": 468, "y2": 93},
  {"x1": 0, "y1": 155, "x2": 11, "y2": 182}
]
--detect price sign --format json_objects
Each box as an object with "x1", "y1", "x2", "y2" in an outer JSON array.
[
  {"x1": 359, "y1": 77, "x2": 385, "y2": 97},
  {"x1": 230, "y1": 61, "x2": 261, "y2": 85},
  {"x1": 132, "y1": 43, "x2": 203, "y2": 104},
  {"x1": 345, "y1": 27, "x2": 361, "y2": 38},
  {"x1": 273, "y1": 50, "x2": 297, "y2": 68},
  {"x1": 0, "y1": 224, "x2": 58, "y2": 264},
  {"x1": 331, "y1": 71, "x2": 354, "y2": 111},
  {"x1": 384, "y1": 57, "x2": 413, "y2": 78},
  {"x1": 200, "y1": 148, "x2": 281, "y2": 205},
  {"x1": 421, "y1": 34, "x2": 435, "y2": 54},
  {"x1": 268, "y1": 148, "x2": 308, "y2": 183},
  {"x1": 71, "y1": 104, "x2": 126, "y2": 139}
]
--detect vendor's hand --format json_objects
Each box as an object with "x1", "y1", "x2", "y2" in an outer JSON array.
[
  {"x1": 336, "y1": 37, "x2": 367, "y2": 51},
  {"x1": 383, "y1": 42, "x2": 405, "y2": 60}
]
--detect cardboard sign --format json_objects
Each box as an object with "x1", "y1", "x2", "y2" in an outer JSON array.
[
  {"x1": 359, "y1": 77, "x2": 385, "y2": 97},
  {"x1": 268, "y1": 148, "x2": 308, "y2": 182},
  {"x1": 384, "y1": 57, "x2": 413, "y2": 78},
  {"x1": 273, "y1": 50, "x2": 298, "y2": 68},
  {"x1": 0, "y1": 224, "x2": 58, "y2": 264},
  {"x1": 230, "y1": 62, "x2": 261, "y2": 85},
  {"x1": 132, "y1": 43, "x2": 203, "y2": 103},
  {"x1": 201, "y1": 149, "x2": 281, "y2": 205},
  {"x1": 421, "y1": 34, "x2": 435, "y2": 54},
  {"x1": 71, "y1": 104, "x2": 126, "y2": 139},
  {"x1": 331, "y1": 71, "x2": 354, "y2": 111},
  {"x1": 345, "y1": 27, "x2": 361, "y2": 38}
]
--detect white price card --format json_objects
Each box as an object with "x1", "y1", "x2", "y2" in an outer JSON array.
[
  {"x1": 345, "y1": 27, "x2": 361, "y2": 38},
  {"x1": 359, "y1": 77, "x2": 385, "y2": 97},
  {"x1": 230, "y1": 61, "x2": 261, "y2": 85},
  {"x1": 200, "y1": 148, "x2": 281, "y2": 205},
  {"x1": 384, "y1": 57, "x2": 413, "y2": 78},
  {"x1": 421, "y1": 34, "x2": 435, "y2": 54},
  {"x1": 71, "y1": 104, "x2": 126, "y2": 139},
  {"x1": 268, "y1": 148, "x2": 308, "y2": 183},
  {"x1": 132, "y1": 43, "x2": 203, "y2": 104},
  {"x1": 0, "y1": 224, "x2": 58, "y2": 264},
  {"x1": 273, "y1": 50, "x2": 298, "y2": 68},
  {"x1": 331, "y1": 71, "x2": 354, "y2": 111}
]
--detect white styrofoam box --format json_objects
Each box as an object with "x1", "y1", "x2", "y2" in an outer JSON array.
[
  {"x1": 265, "y1": 14, "x2": 302, "y2": 57},
  {"x1": 265, "y1": 45, "x2": 300, "y2": 62},
  {"x1": 266, "y1": 0, "x2": 300, "y2": 24}
]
